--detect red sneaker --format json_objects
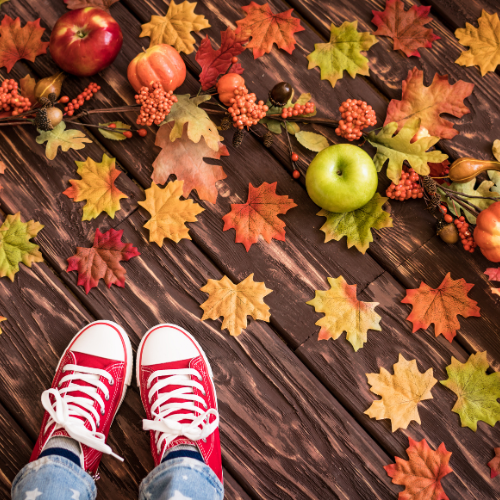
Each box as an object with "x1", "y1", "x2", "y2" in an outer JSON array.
[
  {"x1": 137, "y1": 324, "x2": 222, "y2": 483},
  {"x1": 30, "y1": 320, "x2": 133, "y2": 478}
]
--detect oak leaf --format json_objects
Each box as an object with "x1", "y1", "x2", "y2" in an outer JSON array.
[
  {"x1": 367, "y1": 118, "x2": 448, "y2": 184},
  {"x1": 485, "y1": 268, "x2": 500, "y2": 281},
  {"x1": 0, "y1": 16, "x2": 49, "y2": 72},
  {"x1": 371, "y1": 0, "x2": 440, "y2": 57},
  {"x1": 365, "y1": 354, "x2": 437, "y2": 431},
  {"x1": 0, "y1": 315, "x2": 5, "y2": 334},
  {"x1": 19, "y1": 74, "x2": 36, "y2": 104},
  {"x1": 384, "y1": 68, "x2": 474, "y2": 140},
  {"x1": 64, "y1": 0, "x2": 120, "y2": 9},
  {"x1": 318, "y1": 193, "x2": 392, "y2": 254},
  {"x1": 0, "y1": 1, "x2": 9, "y2": 6},
  {"x1": 0, "y1": 212, "x2": 44, "y2": 281},
  {"x1": 307, "y1": 276, "x2": 381, "y2": 351},
  {"x1": 441, "y1": 351, "x2": 500, "y2": 431},
  {"x1": 455, "y1": 10, "x2": 500, "y2": 76},
  {"x1": 222, "y1": 182, "x2": 296, "y2": 252},
  {"x1": 138, "y1": 180, "x2": 204, "y2": 245},
  {"x1": 488, "y1": 448, "x2": 500, "y2": 479},
  {"x1": 67, "y1": 228, "x2": 140, "y2": 294},
  {"x1": 36, "y1": 121, "x2": 92, "y2": 160},
  {"x1": 385, "y1": 437, "x2": 453, "y2": 499},
  {"x1": 200, "y1": 274, "x2": 272, "y2": 336},
  {"x1": 196, "y1": 28, "x2": 248, "y2": 90},
  {"x1": 0, "y1": 160, "x2": 4, "y2": 191},
  {"x1": 140, "y1": 0, "x2": 210, "y2": 54},
  {"x1": 152, "y1": 122, "x2": 228, "y2": 204},
  {"x1": 307, "y1": 20, "x2": 377, "y2": 88},
  {"x1": 63, "y1": 154, "x2": 127, "y2": 221},
  {"x1": 402, "y1": 273, "x2": 480, "y2": 342}
]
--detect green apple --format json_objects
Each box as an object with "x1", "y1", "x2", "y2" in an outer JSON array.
[{"x1": 306, "y1": 144, "x2": 378, "y2": 213}]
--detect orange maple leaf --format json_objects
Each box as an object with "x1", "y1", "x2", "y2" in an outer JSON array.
[
  {"x1": 0, "y1": 16, "x2": 49, "y2": 73},
  {"x1": 488, "y1": 448, "x2": 500, "y2": 479},
  {"x1": 235, "y1": 2, "x2": 305, "y2": 59},
  {"x1": 152, "y1": 122, "x2": 228, "y2": 204},
  {"x1": 0, "y1": 161, "x2": 5, "y2": 191},
  {"x1": 64, "y1": 0, "x2": 120, "y2": 9},
  {"x1": 401, "y1": 272, "x2": 480, "y2": 342},
  {"x1": 223, "y1": 182, "x2": 296, "y2": 251}
]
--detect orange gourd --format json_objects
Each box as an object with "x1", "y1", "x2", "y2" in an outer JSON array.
[
  {"x1": 474, "y1": 201, "x2": 500, "y2": 262},
  {"x1": 217, "y1": 73, "x2": 245, "y2": 106},
  {"x1": 127, "y1": 44, "x2": 186, "y2": 93}
]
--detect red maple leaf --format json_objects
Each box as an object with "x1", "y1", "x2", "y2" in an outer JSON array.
[
  {"x1": 428, "y1": 159, "x2": 450, "y2": 184},
  {"x1": 401, "y1": 272, "x2": 481, "y2": 342},
  {"x1": 371, "y1": 0, "x2": 440, "y2": 57},
  {"x1": 196, "y1": 28, "x2": 248, "y2": 90},
  {"x1": 223, "y1": 182, "x2": 296, "y2": 251},
  {"x1": 485, "y1": 268, "x2": 500, "y2": 281},
  {"x1": 0, "y1": 16, "x2": 49, "y2": 73},
  {"x1": 235, "y1": 2, "x2": 305, "y2": 59},
  {"x1": 488, "y1": 448, "x2": 500, "y2": 479},
  {"x1": 385, "y1": 437, "x2": 453, "y2": 500},
  {"x1": 67, "y1": 228, "x2": 140, "y2": 294},
  {"x1": 385, "y1": 67, "x2": 474, "y2": 140}
]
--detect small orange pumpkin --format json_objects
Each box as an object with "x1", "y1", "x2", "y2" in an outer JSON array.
[
  {"x1": 217, "y1": 73, "x2": 245, "y2": 106},
  {"x1": 474, "y1": 201, "x2": 500, "y2": 262},
  {"x1": 127, "y1": 44, "x2": 186, "y2": 93}
]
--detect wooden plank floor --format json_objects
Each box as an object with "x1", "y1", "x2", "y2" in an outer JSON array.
[{"x1": 1, "y1": 0, "x2": 500, "y2": 498}]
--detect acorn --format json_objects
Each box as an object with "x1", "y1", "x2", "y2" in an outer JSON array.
[
  {"x1": 437, "y1": 222, "x2": 459, "y2": 244},
  {"x1": 34, "y1": 100, "x2": 63, "y2": 131},
  {"x1": 269, "y1": 81, "x2": 292, "y2": 107}
]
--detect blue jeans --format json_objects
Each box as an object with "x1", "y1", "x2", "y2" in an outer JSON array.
[{"x1": 11, "y1": 455, "x2": 224, "y2": 500}]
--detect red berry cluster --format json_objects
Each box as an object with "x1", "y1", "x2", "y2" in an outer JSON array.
[
  {"x1": 281, "y1": 101, "x2": 315, "y2": 119},
  {"x1": 335, "y1": 99, "x2": 376, "y2": 141},
  {"x1": 228, "y1": 86, "x2": 268, "y2": 129},
  {"x1": 63, "y1": 83, "x2": 100, "y2": 117},
  {"x1": 443, "y1": 212, "x2": 476, "y2": 253},
  {"x1": 0, "y1": 79, "x2": 31, "y2": 116},
  {"x1": 135, "y1": 81, "x2": 177, "y2": 126},
  {"x1": 385, "y1": 167, "x2": 424, "y2": 200}
]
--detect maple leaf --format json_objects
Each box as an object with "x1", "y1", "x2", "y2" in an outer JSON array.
[
  {"x1": 222, "y1": 182, "x2": 296, "y2": 252},
  {"x1": 196, "y1": 28, "x2": 248, "y2": 90},
  {"x1": 385, "y1": 437, "x2": 453, "y2": 500},
  {"x1": 152, "y1": 122, "x2": 228, "y2": 204},
  {"x1": 428, "y1": 159, "x2": 450, "y2": 185},
  {"x1": 317, "y1": 193, "x2": 393, "y2": 254},
  {"x1": 0, "y1": 212, "x2": 44, "y2": 281},
  {"x1": 401, "y1": 272, "x2": 480, "y2": 342},
  {"x1": 488, "y1": 448, "x2": 500, "y2": 479},
  {"x1": 365, "y1": 354, "x2": 437, "y2": 431},
  {"x1": 67, "y1": 228, "x2": 140, "y2": 294},
  {"x1": 371, "y1": 0, "x2": 440, "y2": 57},
  {"x1": 0, "y1": 160, "x2": 5, "y2": 191},
  {"x1": 367, "y1": 118, "x2": 448, "y2": 184},
  {"x1": 64, "y1": 0, "x2": 120, "y2": 9},
  {"x1": 19, "y1": 74, "x2": 36, "y2": 105},
  {"x1": 140, "y1": 0, "x2": 210, "y2": 54},
  {"x1": 455, "y1": 10, "x2": 500, "y2": 76},
  {"x1": 138, "y1": 180, "x2": 204, "y2": 245},
  {"x1": 36, "y1": 121, "x2": 92, "y2": 160},
  {"x1": 235, "y1": 2, "x2": 304, "y2": 59},
  {"x1": 63, "y1": 154, "x2": 127, "y2": 221},
  {"x1": 306, "y1": 276, "x2": 381, "y2": 351},
  {"x1": 164, "y1": 94, "x2": 223, "y2": 152},
  {"x1": 384, "y1": 68, "x2": 474, "y2": 140},
  {"x1": 0, "y1": 315, "x2": 5, "y2": 334},
  {"x1": 200, "y1": 274, "x2": 272, "y2": 336},
  {"x1": 307, "y1": 20, "x2": 377, "y2": 88},
  {"x1": 441, "y1": 351, "x2": 500, "y2": 431},
  {"x1": 0, "y1": 16, "x2": 49, "y2": 73},
  {"x1": 486, "y1": 268, "x2": 500, "y2": 281}
]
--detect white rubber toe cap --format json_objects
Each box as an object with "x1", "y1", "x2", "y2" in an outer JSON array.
[{"x1": 71, "y1": 321, "x2": 128, "y2": 361}]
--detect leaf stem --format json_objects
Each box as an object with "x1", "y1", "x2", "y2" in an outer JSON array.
[
  {"x1": 436, "y1": 186, "x2": 480, "y2": 218},
  {"x1": 438, "y1": 184, "x2": 500, "y2": 202}
]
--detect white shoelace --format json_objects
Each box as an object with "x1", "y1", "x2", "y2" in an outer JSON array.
[
  {"x1": 41, "y1": 364, "x2": 122, "y2": 461},
  {"x1": 142, "y1": 368, "x2": 219, "y2": 455}
]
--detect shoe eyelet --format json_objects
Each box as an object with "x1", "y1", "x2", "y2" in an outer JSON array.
[
  {"x1": 105, "y1": 394, "x2": 109, "y2": 401},
  {"x1": 109, "y1": 379, "x2": 114, "y2": 386},
  {"x1": 100, "y1": 408, "x2": 105, "y2": 415},
  {"x1": 202, "y1": 438, "x2": 207, "y2": 443},
  {"x1": 197, "y1": 375, "x2": 202, "y2": 381},
  {"x1": 202, "y1": 390, "x2": 206, "y2": 396}
]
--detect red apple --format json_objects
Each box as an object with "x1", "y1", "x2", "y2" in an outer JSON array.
[{"x1": 50, "y1": 8, "x2": 123, "y2": 77}]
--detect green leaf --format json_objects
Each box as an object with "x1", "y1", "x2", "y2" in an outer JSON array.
[
  {"x1": 36, "y1": 122, "x2": 92, "y2": 160},
  {"x1": 493, "y1": 139, "x2": 500, "y2": 162},
  {"x1": 295, "y1": 131, "x2": 329, "y2": 152},
  {"x1": 98, "y1": 122, "x2": 131, "y2": 141},
  {"x1": 441, "y1": 351, "x2": 500, "y2": 431},
  {"x1": 367, "y1": 118, "x2": 448, "y2": 184},
  {"x1": 317, "y1": 193, "x2": 393, "y2": 254},
  {"x1": 286, "y1": 121, "x2": 300, "y2": 135},
  {"x1": 489, "y1": 169, "x2": 500, "y2": 194}
]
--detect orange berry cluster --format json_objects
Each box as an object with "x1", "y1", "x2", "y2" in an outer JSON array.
[
  {"x1": 447, "y1": 212, "x2": 476, "y2": 253},
  {"x1": 281, "y1": 101, "x2": 315, "y2": 119},
  {"x1": 63, "y1": 83, "x2": 101, "y2": 117},
  {"x1": 385, "y1": 167, "x2": 424, "y2": 201},
  {"x1": 0, "y1": 79, "x2": 31, "y2": 116},
  {"x1": 335, "y1": 99, "x2": 377, "y2": 141},
  {"x1": 227, "y1": 86, "x2": 268, "y2": 130},
  {"x1": 135, "y1": 81, "x2": 177, "y2": 126}
]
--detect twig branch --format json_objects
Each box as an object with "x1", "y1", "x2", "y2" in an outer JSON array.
[
  {"x1": 71, "y1": 105, "x2": 141, "y2": 120},
  {"x1": 437, "y1": 186, "x2": 480, "y2": 218},
  {"x1": 438, "y1": 184, "x2": 500, "y2": 202},
  {"x1": 64, "y1": 120, "x2": 131, "y2": 132},
  {"x1": 0, "y1": 120, "x2": 33, "y2": 127}
]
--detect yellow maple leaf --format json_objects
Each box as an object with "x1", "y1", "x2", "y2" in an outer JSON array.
[
  {"x1": 0, "y1": 315, "x2": 5, "y2": 334},
  {"x1": 200, "y1": 274, "x2": 272, "y2": 336},
  {"x1": 307, "y1": 276, "x2": 381, "y2": 351},
  {"x1": 140, "y1": 0, "x2": 210, "y2": 54},
  {"x1": 365, "y1": 354, "x2": 437, "y2": 432},
  {"x1": 138, "y1": 180, "x2": 204, "y2": 245},
  {"x1": 455, "y1": 10, "x2": 500, "y2": 76},
  {"x1": 36, "y1": 121, "x2": 92, "y2": 160},
  {"x1": 63, "y1": 154, "x2": 128, "y2": 221}
]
